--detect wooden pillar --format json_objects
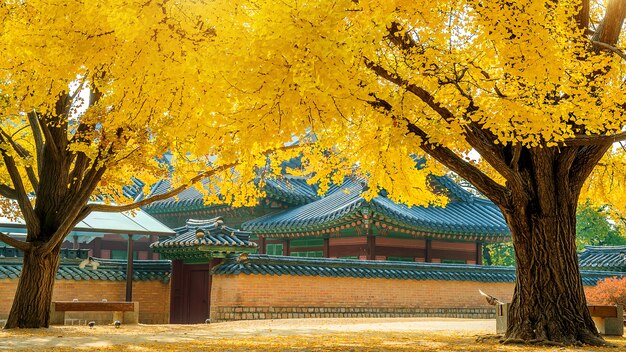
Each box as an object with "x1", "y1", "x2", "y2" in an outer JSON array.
[
  {"x1": 366, "y1": 235, "x2": 376, "y2": 260},
  {"x1": 125, "y1": 235, "x2": 134, "y2": 302},
  {"x1": 93, "y1": 237, "x2": 102, "y2": 257},
  {"x1": 425, "y1": 239, "x2": 432, "y2": 263},
  {"x1": 323, "y1": 238, "x2": 330, "y2": 258},
  {"x1": 282, "y1": 239, "x2": 290, "y2": 256},
  {"x1": 259, "y1": 237, "x2": 266, "y2": 254},
  {"x1": 72, "y1": 235, "x2": 79, "y2": 250},
  {"x1": 150, "y1": 235, "x2": 159, "y2": 260},
  {"x1": 169, "y1": 260, "x2": 184, "y2": 323},
  {"x1": 475, "y1": 242, "x2": 483, "y2": 265}
]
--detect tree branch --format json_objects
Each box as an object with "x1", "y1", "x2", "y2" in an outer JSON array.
[
  {"x1": 364, "y1": 94, "x2": 508, "y2": 204},
  {"x1": 0, "y1": 184, "x2": 17, "y2": 199},
  {"x1": 37, "y1": 116, "x2": 60, "y2": 158},
  {"x1": 88, "y1": 161, "x2": 240, "y2": 213},
  {"x1": 364, "y1": 58, "x2": 520, "y2": 186},
  {"x1": 405, "y1": 120, "x2": 508, "y2": 205},
  {"x1": 0, "y1": 127, "x2": 40, "y2": 191},
  {"x1": 0, "y1": 232, "x2": 32, "y2": 252},
  {"x1": 563, "y1": 131, "x2": 626, "y2": 145},
  {"x1": 0, "y1": 151, "x2": 39, "y2": 235},
  {"x1": 592, "y1": 0, "x2": 626, "y2": 46},
  {"x1": 590, "y1": 40, "x2": 626, "y2": 61},
  {"x1": 37, "y1": 204, "x2": 91, "y2": 256},
  {"x1": 87, "y1": 143, "x2": 309, "y2": 213},
  {"x1": 575, "y1": 0, "x2": 590, "y2": 31},
  {"x1": 26, "y1": 111, "x2": 44, "y2": 175},
  {"x1": 570, "y1": 144, "x2": 613, "y2": 191}
]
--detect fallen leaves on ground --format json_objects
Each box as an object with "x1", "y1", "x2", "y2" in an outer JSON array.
[{"x1": 0, "y1": 321, "x2": 623, "y2": 351}]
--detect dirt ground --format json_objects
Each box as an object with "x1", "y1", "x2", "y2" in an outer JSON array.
[{"x1": 0, "y1": 318, "x2": 623, "y2": 351}]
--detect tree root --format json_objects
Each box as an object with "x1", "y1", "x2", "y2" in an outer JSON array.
[
  {"x1": 474, "y1": 334, "x2": 503, "y2": 343},
  {"x1": 498, "y1": 336, "x2": 615, "y2": 347},
  {"x1": 502, "y1": 338, "x2": 567, "y2": 347}
]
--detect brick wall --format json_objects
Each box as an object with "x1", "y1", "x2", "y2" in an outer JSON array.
[
  {"x1": 0, "y1": 279, "x2": 170, "y2": 324},
  {"x1": 210, "y1": 274, "x2": 594, "y2": 321}
]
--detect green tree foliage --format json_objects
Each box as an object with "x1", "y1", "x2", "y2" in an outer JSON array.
[
  {"x1": 485, "y1": 202, "x2": 626, "y2": 265},
  {"x1": 576, "y1": 202, "x2": 626, "y2": 250}
]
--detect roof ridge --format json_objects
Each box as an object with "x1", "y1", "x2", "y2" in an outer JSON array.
[{"x1": 213, "y1": 254, "x2": 622, "y2": 285}]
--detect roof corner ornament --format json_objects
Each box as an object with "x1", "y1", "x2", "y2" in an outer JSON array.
[
  {"x1": 195, "y1": 229, "x2": 206, "y2": 239},
  {"x1": 237, "y1": 252, "x2": 249, "y2": 263},
  {"x1": 78, "y1": 257, "x2": 100, "y2": 270}
]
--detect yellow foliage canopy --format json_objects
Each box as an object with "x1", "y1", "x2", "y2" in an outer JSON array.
[{"x1": 0, "y1": 0, "x2": 625, "y2": 215}]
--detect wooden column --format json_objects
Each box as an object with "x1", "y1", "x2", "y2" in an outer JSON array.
[
  {"x1": 125, "y1": 235, "x2": 134, "y2": 302},
  {"x1": 323, "y1": 238, "x2": 330, "y2": 258},
  {"x1": 72, "y1": 235, "x2": 79, "y2": 250},
  {"x1": 366, "y1": 235, "x2": 376, "y2": 260},
  {"x1": 475, "y1": 242, "x2": 483, "y2": 265},
  {"x1": 282, "y1": 239, "x2": 290, "y2": 256},
  {"x1": 425, "y1": 239, "x2": 432, "y2": 263},
  {"x1": 169, "y1": 260, "x2": 184, "y2": 323},
  {"x1": 150, "y1": 235, "x2": 159, "y2": 259},
  {"x1": 93, "y1": 237, "x2": 102, "y2": 257},
  {"x1": 259, "y1": 237, "x2": 266, "y2": 254}
]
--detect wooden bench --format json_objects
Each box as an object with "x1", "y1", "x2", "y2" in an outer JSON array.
[
  {"x1": 588, "y1": 305, "x2": 624, "y2": 336},
  {"x1": 50, "y1": 301, "x2": 139, "y2": 325},
  {"x1": 496, "y1": 304, "x2": 623, "y2": 336}
]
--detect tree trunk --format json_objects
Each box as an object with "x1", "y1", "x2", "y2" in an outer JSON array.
[
  {"x1": 4, "y1": 248, "x2": 61, "y2": 329},
  {"x1": 501, "y1": 179, "x2": 605, "y2": 345}
]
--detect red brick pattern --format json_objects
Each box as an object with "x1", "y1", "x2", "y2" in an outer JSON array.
[
  {"x1": 0, "y1": 279, "x2": 170, "y2": 324},
  {"x1": 210, "y1": 274, "x2": 597, "y2": 321},
  {"x1": 211, "y1": 275, "x2": 515, "y2": 310}
]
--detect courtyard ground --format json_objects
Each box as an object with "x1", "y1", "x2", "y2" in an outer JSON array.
[{"x1": 0, "y1": 318, "x2": 624, "y2": 351}]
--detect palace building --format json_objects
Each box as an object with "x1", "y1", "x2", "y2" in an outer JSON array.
[{"x1": 143, "y1": 174, "x2": 510, "y2": 264}]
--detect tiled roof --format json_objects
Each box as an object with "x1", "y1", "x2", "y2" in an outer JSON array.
[
  {"x1": 212, "y1": 254, "x2": 622, "y2": 286},
  {"x1": 263, "y1": 177, "x2": 319, "y2": 204},
  {"x1": 151, "y1": 218, "x2": 257, "y2": 259},
  {"x1": 0, "y1": 257, "x2": 171, "y2": 283},
  {"x1": 142, "y1": 179, "x2": 228, "y2": 214},
  {"x1": 143, "y1": 176, "x2": 318, "y2": 214},
  {"x1": 242, "y1": 177, "x2": 510, "y2": 240},
  {"x1": 122, "y1": 177, "x2": 146, "y2": 200},
  {"x1": 579, "y1": 246, "x2": 626, "y2": 272},
  {"x1": 0, "y1": 246, "x2": 91, "y2": 260}
]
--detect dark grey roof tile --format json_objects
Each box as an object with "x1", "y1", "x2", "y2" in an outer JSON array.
[
  {"x1": 212, "y1": 254, "x2": 621, "y2": 286},
  {"x1": 243, "y1": 177, "x2": 510, "y2": 239},
  {"x1": 0, "y1": 257, "x2": 170, "y2": 282},
  {"x1": 579, "y1": 246, "x2": 626, "y2": 272}
]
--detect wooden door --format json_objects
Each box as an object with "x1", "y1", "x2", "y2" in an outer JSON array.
[
  {"x1": 185, "y1": 268, "x2": 210, "y2": 323},
  {"x1": 170, "y1": 263, "x2": 210, "y2": 323}
]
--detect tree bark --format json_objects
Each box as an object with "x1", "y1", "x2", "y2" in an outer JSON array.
[
  {"x1": 498, "y1": 149, "x2": 607, "y2": 346},
  {"x1": 4, "y1": 247, "x2": 61, "y2": 328}
]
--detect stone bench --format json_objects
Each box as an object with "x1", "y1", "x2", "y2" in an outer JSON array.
[
  {"x1": 496, "y1": 303, "x2": 623, "y2": 336},
  {"x1": 50, "y1": 301, "x2": 139, "y2": 325}
]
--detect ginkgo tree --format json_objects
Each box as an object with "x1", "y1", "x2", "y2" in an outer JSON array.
[
  {"x1": 0, "y1": 0, "x2": 326, "y2": 329},
  {"x1": 2, "y1": 0, "x2": 626, "y2": 347},
  {"x1": 200, "y1": 0, "x2": 626, "y2": 346},
  {"x1": 0, "y1": 0, "x2": 436, "y2": 330}
]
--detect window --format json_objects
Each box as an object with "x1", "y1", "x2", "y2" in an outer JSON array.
[
  {"x1": 111, "y1": 250, "x2": 138, "y2": 260},
  {"x1": 291, "y1": 251, "x2": 323, "y2": 258},
  {"x1": 387, "y1": 256, "x2": 413, "y2": 262},
  {"x1": 266, "y1": 243, "x2": 283, "y2": 255},
  {"x1": 441, "y1": 259, "x2": 465, "y2": 264},
  {"x1": 290, "y1": 238, "x2": 324, "y2": 248}
]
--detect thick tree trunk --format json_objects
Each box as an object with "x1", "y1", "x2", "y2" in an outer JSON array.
[
  {"x1": 500, "y1": 180, "x2": 605, "y2": 345},
  {"x1": 4, "y1": 248, "x2": 61, "y2": 329}
]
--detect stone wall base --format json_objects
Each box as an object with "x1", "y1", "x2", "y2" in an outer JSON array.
[{"x1": 212, "y1": 306, "x2": 496, "y2": 321}]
